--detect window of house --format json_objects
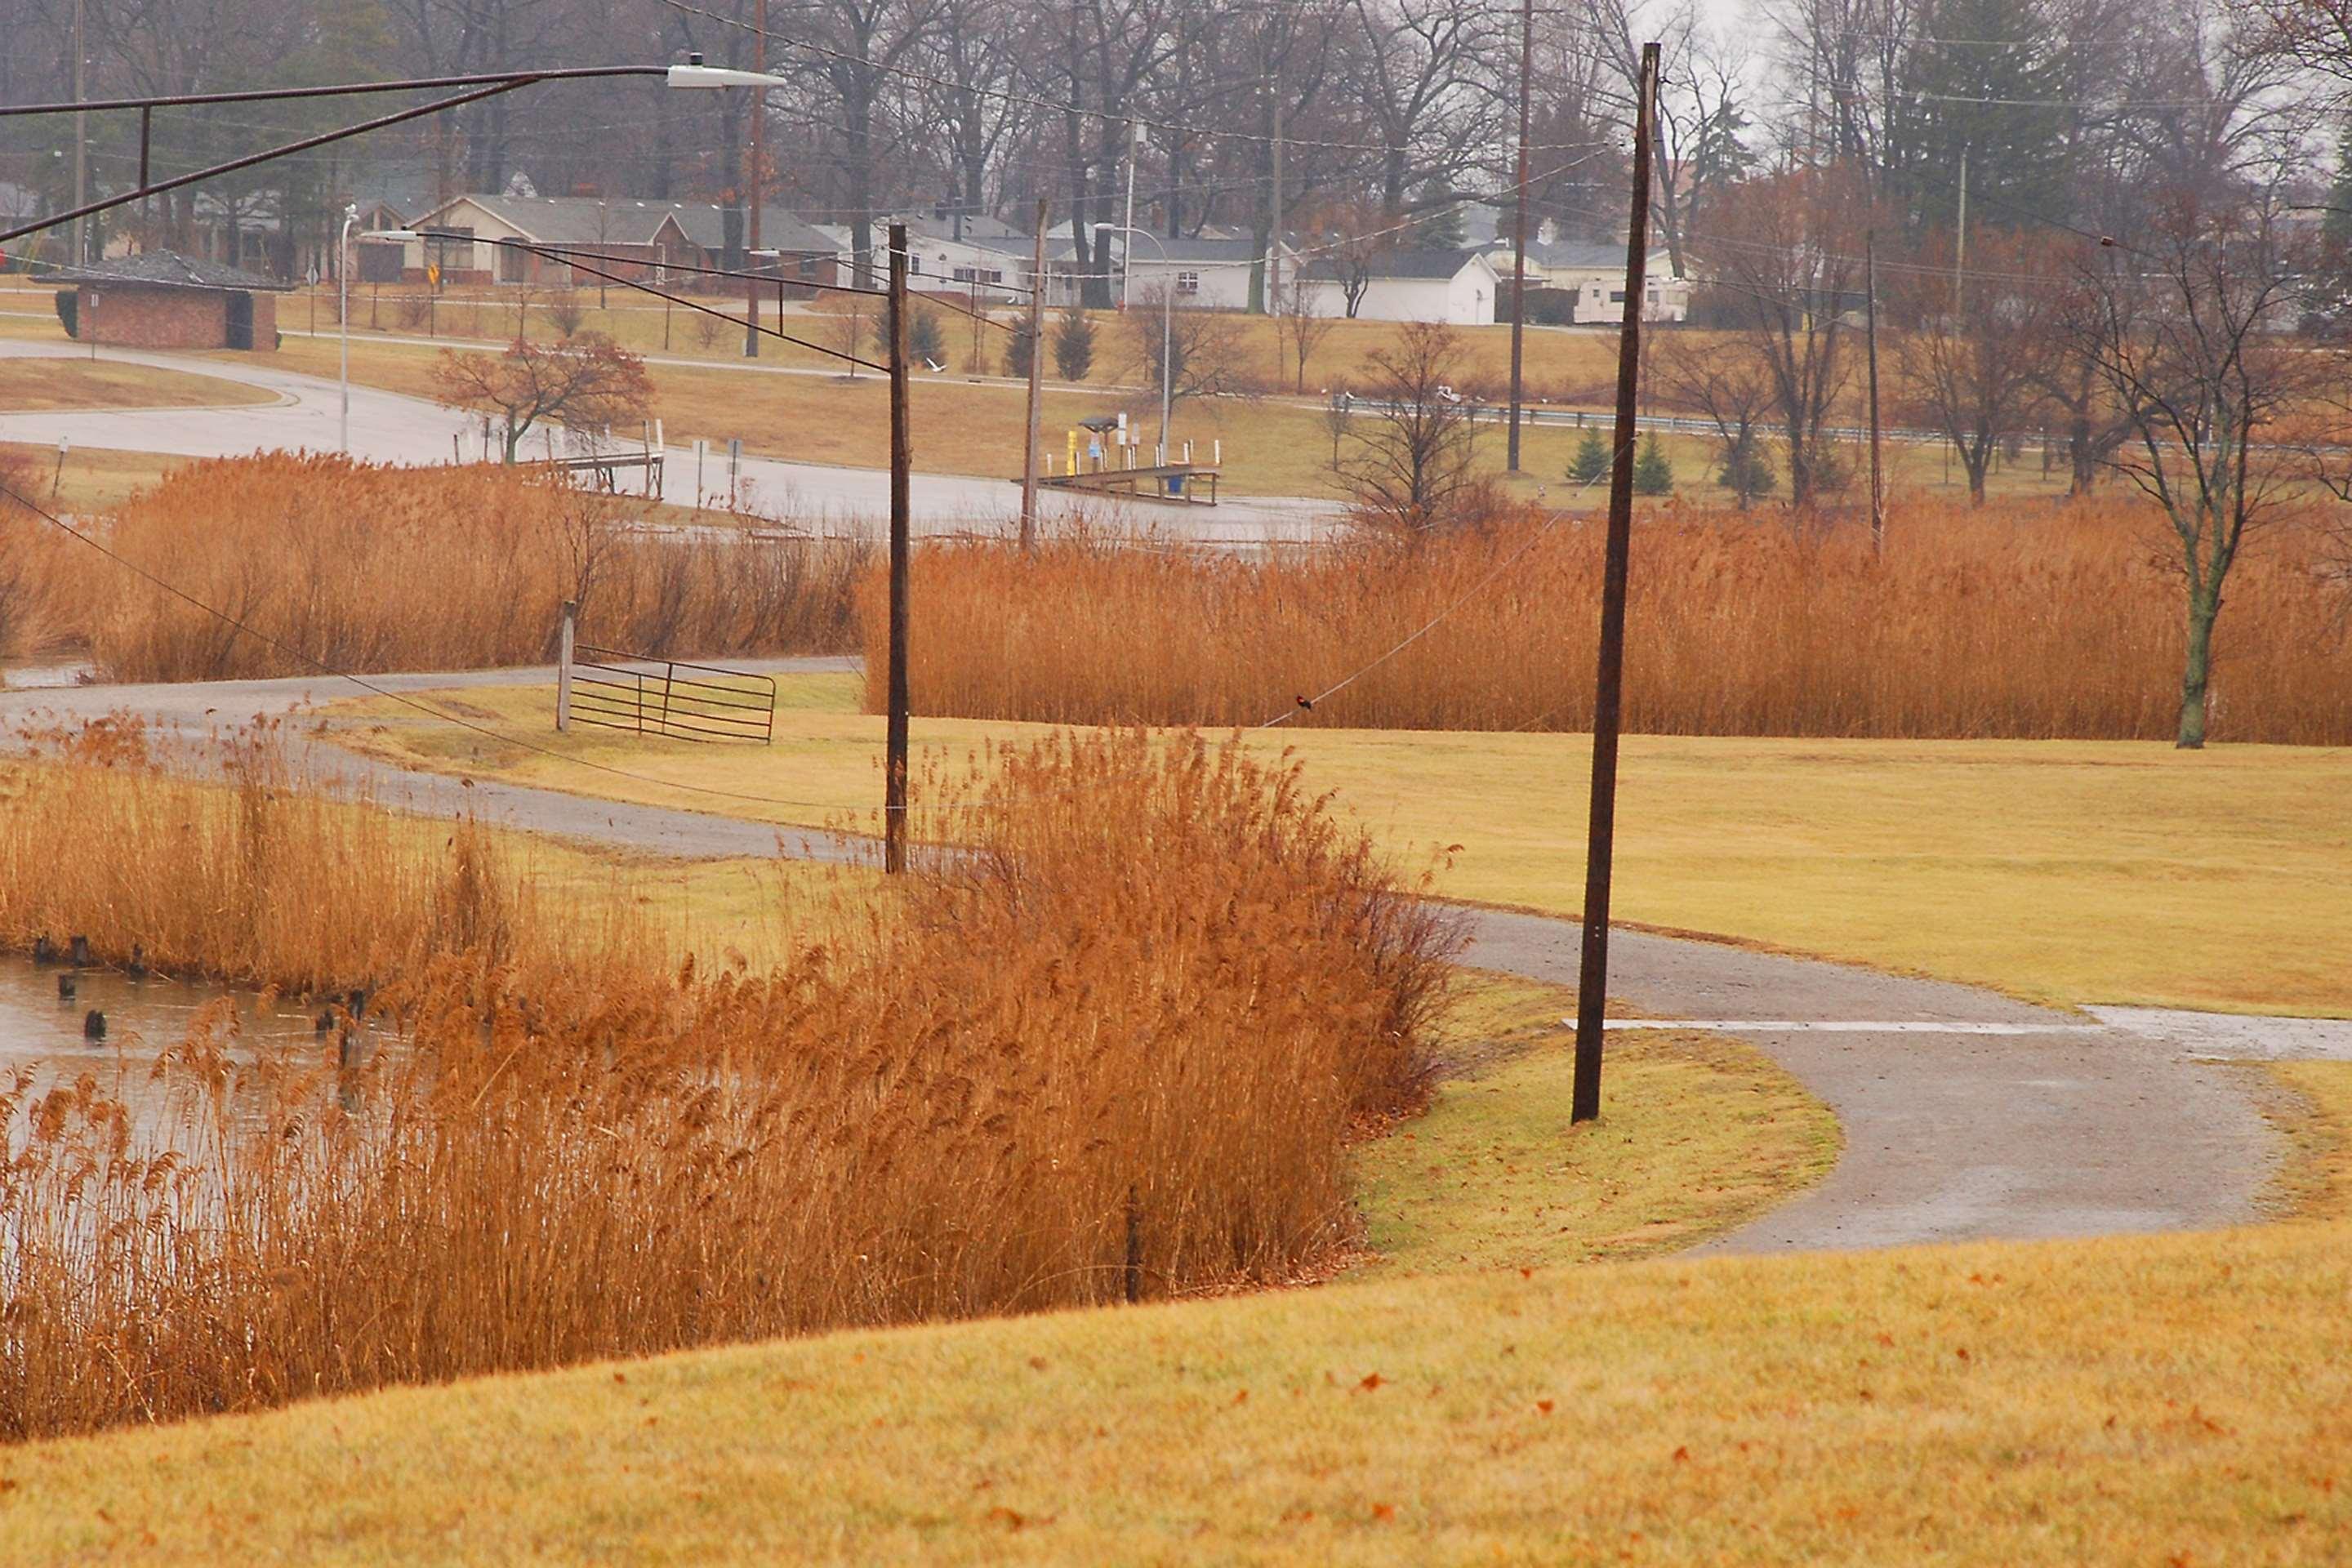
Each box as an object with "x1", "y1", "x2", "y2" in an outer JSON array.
[
  {"x1": 1176, "y1": 270, "x2": 1201, "y2": 294},
  {"x1": 984, "y1": 269, "x2": 1004, "y2": 284},
  {"x1": 1610, "y1": 289, "x2": 1627, "y2": 302},
  {"x1": 909, "y1": 254, "x2": 922, "y2": 275},
  {"x1": 952, "y1": 265, "x2": 977, "y2": 283}
]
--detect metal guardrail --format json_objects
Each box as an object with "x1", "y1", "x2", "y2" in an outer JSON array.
[{"x1": 563, "y1": 644, "x2": 777, "y2": 744}]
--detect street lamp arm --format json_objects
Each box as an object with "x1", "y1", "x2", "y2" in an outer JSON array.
[{"x1": 0, "y1": 65, "x2": 670, "y2": 120}]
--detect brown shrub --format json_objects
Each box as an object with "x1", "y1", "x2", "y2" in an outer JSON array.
[
  {"x1": 865, "y1": 498, "x2": 2352, "y2": 743},
  {"x1": 85, "y1": 454, "x2": 866, "y2": 681},
  {"x1": 0, "y1": 727, "x2": 1457, "y2": 1441}
]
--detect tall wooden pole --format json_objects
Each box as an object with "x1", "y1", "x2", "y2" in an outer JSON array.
[
  {"x1": 744, "y1": 0, "x2": 767, "y2": 358},
  {"x1": 1021, "y1": 198, "x2": 1048, "y2": 550},
  {"x1": 1866, "y1": 228, "x2": 1885, "y2": 554},
  {"x1": 1569, "y1": 39, "x2": 1659, "y2": 1126},
  {"x1": 884, "y1": 221, "x2": 912, "y2": 873},
  {"x1": 70, "y1": 0, "x2": 87, "y2": 265},
  {"x1": 1506, "y1": 0, "x2": 1532, "y2": 473}
]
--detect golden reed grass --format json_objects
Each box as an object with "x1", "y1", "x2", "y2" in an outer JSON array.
[
  {"x1": 15, "y1": 453, "x2": 866, "y2": 683},
  {"x1": 0, "y1": 726, "x2": 1454, "y2": 1442},
  {"x1": 869, "y1": 497, "x2": 2352, "y2": 743}
]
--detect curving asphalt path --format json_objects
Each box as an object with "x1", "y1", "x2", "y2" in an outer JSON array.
[
  {"x1": 0, "y1": 662, "x2": 2311, "y2": 1256},
  {"x1": 0, "y1": 337, "x2": 1339, "y2": 546}
]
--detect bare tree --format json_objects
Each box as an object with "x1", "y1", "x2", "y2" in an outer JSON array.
[
  {"x1": 2069, "y1": 201, "x2": 2316, "y2": 747},
  {"x1": 430, "y1": 332, "x2": 654, "y2": 462},
  {"x1": 1688, "y1": 167, "x2": 1869, "y2": 507},
  {"x1": 1659, "y1": 336, "x2": 1780, "y2": 509},
  {"x1": 1275, "y1": 285, "x2": 1339, "y2": 392},
  {"x1": 1125, "y1": 294, "x2": 1253, "y2": 405},
  {"x1": 1334, "y1": 322, "x2": 1481, "y2": 531},
  {"x1": 814, "y1": 293, "x2": 875, "y2": 379},
  {"x1": 1893, "y1": 229, "x2": 2059, "y2": 504}
]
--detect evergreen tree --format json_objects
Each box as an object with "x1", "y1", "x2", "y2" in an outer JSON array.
[
  {"x1": 1413, "y1": 178, "x2": 1467, "y2": 248},
  {"x1": 908, "y1": 306, "x2": 945, "y2": 367},
  {"x1": 1886, "y1": 0, "x2": 2075, "y2": 230},
  {"x1": 1570, "y1": 430, "x2": 1612, "y2": 486},
  {"x1": 1633, "y1": 433, "x2": 1674, "y2": 495},
  {"x1": 1716, "y1": 430, "x2": 1776, "y2": 506},
  {"x1": 1051, "y1": 308, "x2": 1095, "y2": 381},
  {"x1": 1003, "y1": 320, "x2": 1036, "y2": 379}
]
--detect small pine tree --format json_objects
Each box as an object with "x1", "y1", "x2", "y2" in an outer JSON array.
[
  {"x1": 1051, "y1": 308, "x2": 1095, "y2": 381},
  {"x1": 908, "y1": 306, "x2": 945, "y2": 367},
  {"x1": 1717, "y1": 430, "x2": 1776, "y2": 506},
  {"x1": 1002, "y1": 321, "x2": 1036, "y2": 379},
  {"x1": 1633, "y1": 432, "x2": 1674, "y2": 496},
  {"x1": 1570, "y1": 430, "x2": 1612, "y2": 487}
]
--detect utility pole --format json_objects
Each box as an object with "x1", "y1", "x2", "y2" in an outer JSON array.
[
  {"x1": 1570, "y1": 38, "x2": 1659, "y2": 1127},
  {"x1": 1953, "y1": 144, "x2": 1968, "y2": 318},
  {"x1": 70, "y1": 0, "x2": 87, "y2": 266},
  {"x1": 1866, "y1": 227, "x2": 1885, "y2": 554},
  {"x1": 1119, "y1": 122, "x2": 1140, "y2": 311},
  {"x1": 1021, "y1": 197, "x2": 1047, "y2": 550},
  {"x1": 744, "y1": 0, "x2": 767, "y2": 357},
  {"x1": 1506, "y1": 0, "x2": 1533, "y2": 473},
  {"x1": 884, "y1": 220, "x2": 912, "y2": 874}
]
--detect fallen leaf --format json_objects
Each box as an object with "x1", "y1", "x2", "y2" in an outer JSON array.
[
  {"x1": 1371, "y1": 1503, "x2": 1397, "y2": 1521},
  {"x1": 1672, "y1": 1446, "x2": 1690, "y2": 1463},
  {"x1": 1535, "y1": 1401, "x2": 1555, "y2": 1415},
  {"x1": 1359, "y1": 1373, "x2": 1385, "y2": 1392},
  {"x1": 986, "y1": 1507, "x2": 1027, "y2": 1530},
  {"x1": 1233, "y1": 1389, "x2": 1250, "y2": 1405},
  {"x1": 1028, "y1": 1356, "x2": 1049, "y2": 1371}
]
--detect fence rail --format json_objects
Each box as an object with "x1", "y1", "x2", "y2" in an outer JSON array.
[{"x1": 561, "y1": 641, "x2": 777, "y2": 744}]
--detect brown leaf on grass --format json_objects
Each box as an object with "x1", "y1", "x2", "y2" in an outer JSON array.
[
  {"x1": 1672, "y1": 1446, "x2": 1690, "y2": 1463},
  {"x1": 1027, "y1": 1356, "x2": 1049, "y2": 1370},
  {"x1": 1370, "y1": 1503, "x2": 1397, "y2": 1521},
  {"x1": 1358, "y1": 1372, "x2": 1385, "y2": 1392},
  {"x1": 1233, "y1": 1389, "x2": 1250, "y2": 1405},
  {"x1": 1535, "y1": 1400, "x2": 1555, "y2": 1415}
]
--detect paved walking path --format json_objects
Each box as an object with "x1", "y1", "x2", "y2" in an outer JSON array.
[
  {"x1": 0, "y1": 663, "x2": 2315, "y2": 1256},
  {"x1": 0, "y1": 337, "x2": 1339, "y2": 546}
]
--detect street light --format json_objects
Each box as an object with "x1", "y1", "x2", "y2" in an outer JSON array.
[
  {"x1": 1102, "y1": 225, "x2": 1171, "y2": 462},
  {"x1": 338, "y1": 203, "x2": 359, "y2": 453}
]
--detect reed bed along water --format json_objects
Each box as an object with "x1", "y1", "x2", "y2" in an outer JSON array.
[
  {"x1": 15, "y1": 453, "x2": 866, "y2": 683},
  {"x1": 871, "y1": 498, "x2": 2352, "y2": 744},
  {"x1": 0, "y1": 727, "x2": 1454, "y2": 1443}
]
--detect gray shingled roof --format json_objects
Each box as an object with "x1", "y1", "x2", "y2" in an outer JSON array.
[
  {"x1": 422, "y1": 195, "x2": 838, "y2": 256},
  {"x1": 47, "y1": 250, "x2": 290, "y2": 291},
  {"x1": 1300, "y1": 247, "x2": 1490, "y2": 283}
]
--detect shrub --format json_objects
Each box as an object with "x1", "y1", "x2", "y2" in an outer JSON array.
[
  {"x1": 1570, "y1": 430, "x2": 1613, "y2": 486},
  {"x1": 908, "y1": 305, "x2": 945, "y2": 367},
  {"x1": 1634, "y1": 433, "x2": 1674, "y2": 496}
]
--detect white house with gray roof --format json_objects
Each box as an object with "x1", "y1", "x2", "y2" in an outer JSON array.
[{"x1": 1296, "y1": 247, "x2": 1502, "y2": 325}]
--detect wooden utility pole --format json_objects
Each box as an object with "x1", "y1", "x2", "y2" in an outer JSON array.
[
  {"x1": 1021, "y1": 197, "x2": 1048, "y2": 550},
  {"x1": 1865, "y1": 229, "x2": 1885, "y2": 553},
  {"x1": 1506, "y1": 0, "x2": 1533, "y2": 473},
  {"x1": 745, "y1": 0, "x2": 767, "y2": 358},
  {"x1": 1267, "y1": 81, "x2": 1285, "y2": 311},
  {"x1": 884, "y1": 220, "x2": 912, "y2": 874},
  {"x1": 1569, "y1": 38, "x2": 1659, "y2": 1126},
  {"x1": 70, "y1": 0, "x2": 87, "y2": 265}
]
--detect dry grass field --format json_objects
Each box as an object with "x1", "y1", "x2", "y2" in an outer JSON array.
[
  {"x1": 334, "y1": 674, "x2": 2352, "y2": 1015},
  {"x1": 8, "y1": 456, "x2": 866, "y2": 681},
  {"x1": 0, "y1": 726, "x2": 1455, "y2": 1443},
  {"x1": 884, "y1": 503, "x2": 2352, "y2": 743},
  {"x1": 0, "y1": 440, "x2": 185, "y2": 514}
]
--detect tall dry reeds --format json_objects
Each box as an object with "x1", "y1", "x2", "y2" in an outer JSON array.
[
  {"x1": 80, "y1": 454, "x2": 866, "y2": 683},
  {"x1": 870, "y1": 498, "x2": 2352, "y2": 743},
  {"x1": 0, "y1": 727, "x2": 1455, "y2": 1442}
]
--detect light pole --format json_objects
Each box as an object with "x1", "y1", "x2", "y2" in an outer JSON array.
[
  {"x1": 339, "y1": 202, "x2": 358, "y2": 453},
  {"x1": 1104, "y1": 225, "x2": 1170, "y2": 461}
]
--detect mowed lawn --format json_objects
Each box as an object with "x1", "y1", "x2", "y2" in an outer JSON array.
[
  {"x1": 0, "y1": 358, "x2": 277, "y2": 413},
  {"x1": 7, "y1": 1208, "x2": 2347, "y2": 1565},
  {"x1": 333, "y1": 675, "x2": 2352, "y2": 1014}
]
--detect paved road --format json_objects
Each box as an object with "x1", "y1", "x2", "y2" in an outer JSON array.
[
  {"x1": 0, "y1": 664, "x2": 2306, "y2": 1256},
  {"x1": 0, "y1": 338, "x2": 1339, "y2": 546}
]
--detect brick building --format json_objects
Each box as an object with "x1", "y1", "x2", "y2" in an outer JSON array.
[{"x1": 53, "y1": 252, "x2": 289, "y2": 351}]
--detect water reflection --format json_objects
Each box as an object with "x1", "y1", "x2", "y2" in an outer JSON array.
[{"x1": 0, "y1": 953, "x2": 340, "y2": 1094}]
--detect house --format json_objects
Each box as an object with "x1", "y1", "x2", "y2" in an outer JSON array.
[
  {"x1": 49, "y1": 250, "x2": 291, "y2": 350},
  {"x1": 1492, "y1": 238, "x2": 1690, "y2": 324},
  {"x1": 668, "y1": 205, "x2": 844, "y2": 289},
  {"x1": 1296, "y1": 247, "x2": 1501, "y2": 326},
  {"x1": 1119, "y1": 237, "x2": 1297, "y2": 312},
  {"x1": 396, "y1": 195, "x2": 698, "y2": 286}
]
